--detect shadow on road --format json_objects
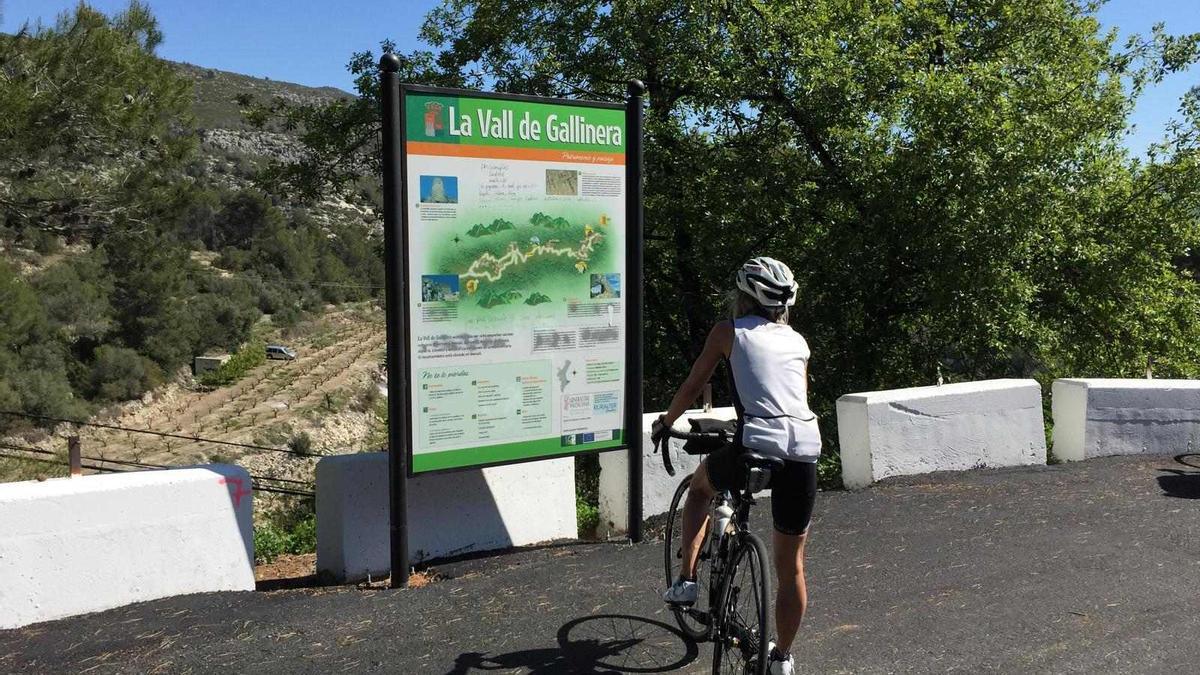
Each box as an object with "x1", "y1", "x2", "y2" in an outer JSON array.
[
  {"x1": 1157, "y1": 454, "x2": 1200, "y2": 499},
  {"x1": 446, "y1": 614, "x2": 699, "y2": 674}
]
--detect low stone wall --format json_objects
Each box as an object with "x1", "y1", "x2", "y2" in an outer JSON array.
[
  {"x1": 0, "y1": 465, "x2": 254, "y2": 630},
  {"x1": 315, "y1": 453, "x2": 576, "y2": 582},
  {"x1": 597, "y1": 408, "x2": 737, "y2": 536},
  {"x1": 837, "y1": 379, "x2": 1046, "y2": 489},
  {"x1": 1052, "y1": 378, "x2": 1200, "y2": 461}
]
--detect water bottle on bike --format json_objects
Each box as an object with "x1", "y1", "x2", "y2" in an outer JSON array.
[{"x1": 712, "y1": 499, "x2": 733, "y2": 543}]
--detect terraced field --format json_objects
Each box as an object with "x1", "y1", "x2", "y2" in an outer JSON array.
[{"x1": 1, "y1": 305, "x2": 388, "y2": 496}]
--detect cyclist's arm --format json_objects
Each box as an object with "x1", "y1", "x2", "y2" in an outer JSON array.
[{"x1": 662, "y1": 321, "x2": 733, "y2": 427}]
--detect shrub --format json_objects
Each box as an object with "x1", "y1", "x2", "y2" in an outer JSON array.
[
  {"x1": 319, "y1": 391, "x2": 342, "y2": 412},
  {"x1": 254, "y1": 523, "x2": 287, "y2": 564},
  {"x1": 30, "y1": 229, "x2": 62, "y2": 256},
  {"x1": 576, "y1": 498, "x2": 599, "y2": 538},
  {"x1": 254, "y1": 511, "x2": 317, "y2": 564},
  {"x1": 34, "y1": 249, "x2": 114, "y2": 343},
  {"x1": 287, "y1": 514, "x2": 317, "y2": 554},
  {"x1": 89, "y1": 345, "x2": 162, "y2": 401},
  {"x1": 190, "y1": 293, "x2": 259, "y2": 353},
  {"x1": 287, "y1": 431, "x2": 313, "y2": 455},
  {"x1": 575, "y1": 454, "x2": 601, "y2": 538},
  {"x1": 365, "y1": 396, "x2": 389, "y2": 451},
  {"x1": 353, "y1": 381, "x2": 380, "y2": 412},
  {"x1": 251, "y1": 423, "x2": 290, "y2": 448},
  {"x1": 270, "y1": 303, "x2": 302, "y2": 327},
  {"x1": 199, "y1": 340, "x2": 265, "y2": 387}
]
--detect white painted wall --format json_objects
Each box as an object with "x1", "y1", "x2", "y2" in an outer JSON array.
[
  {"x1": 837, "y1": 379, "x2": 1046, "y2": 489},
  {"x1": 316, "y1": 453, "x2": 576, "y2": 582},
  {"x1": 0, "y1": 466, "x2": 254, "y2": 630},
  {"x1": 597, "y1": 408, "x2": 737, "y2": 537},
  {"x1": 1052, "y1": 379, "x2": 1200, "y2": 461}
]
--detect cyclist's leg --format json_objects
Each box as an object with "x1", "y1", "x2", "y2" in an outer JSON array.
[
  {"x1": 770, "y1": 460, "x2": 817, "y2": 655},
  {"x1": 772, "y1": 530, "x2": 808, "y2": 655},
  {"x1": 679, "y1": 443, "x2": 743, "y2": 578},
  {"x1": 678, "y1": 456, "x2": 715, "y2": 579}
]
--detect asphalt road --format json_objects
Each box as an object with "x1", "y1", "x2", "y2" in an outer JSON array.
[{"x1": 3, "y1": 454, "x2": 1200, "y2": 674}]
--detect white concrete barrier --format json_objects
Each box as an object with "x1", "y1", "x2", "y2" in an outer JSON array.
[
  {"x1": 1052, "y1": 379, "x2": 1200, "y2": 461},
  {"x1": 597, "y1": 408, "x2": 737, "y2": 537},
  {"x1": 837, "y1": 379, "x2": 1046, "y2": 489},
  {"x1": 0, "y1": 465, "x2": 254, "y2": 630},
  {"x1": 316, "y1": 453, "x2": 576, "y2": 582}
]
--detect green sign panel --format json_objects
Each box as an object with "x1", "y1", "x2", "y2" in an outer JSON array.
[{"x1": 402, "y1": 87, "x2": 627, "y2": 473}]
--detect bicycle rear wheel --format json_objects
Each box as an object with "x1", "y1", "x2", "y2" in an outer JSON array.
[
  {"x1": 664, "y1": 474, "x2": 712, "y2": 641},
  {"x1": 712, "y1": 532, "x2": 771, "y2": 675}
]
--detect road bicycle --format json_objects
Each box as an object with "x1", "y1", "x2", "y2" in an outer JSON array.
[{"x1": 653, "y1": 419, "x2": 783, "y2": 675}]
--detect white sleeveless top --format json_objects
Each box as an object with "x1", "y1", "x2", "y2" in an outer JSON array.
[{"x1": 729, "y1": 315, "x2": 821, "y2": 462}]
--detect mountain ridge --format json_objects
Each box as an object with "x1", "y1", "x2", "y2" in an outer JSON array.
[{"x1": 174, "y1": 60, "x2": 352, "y2": 132}]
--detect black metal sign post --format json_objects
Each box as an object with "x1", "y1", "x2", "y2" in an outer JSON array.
[
  {"x1": 380, "y1": 53, "x2": 410, "y2": 589},
  {"x1": 625, "y1": 80, "x2": 646, "y2": 543}
]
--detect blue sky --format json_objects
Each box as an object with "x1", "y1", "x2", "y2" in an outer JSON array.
[{"x1": 3, "y1": 0, "x2": 1196, "y2": 153}]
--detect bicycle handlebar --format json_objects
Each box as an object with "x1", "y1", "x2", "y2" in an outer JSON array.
[{"x1": 652, "y1": 421, "x2": 732, "y2": 478}]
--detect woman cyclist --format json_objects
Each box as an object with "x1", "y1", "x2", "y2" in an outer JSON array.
[{"x1": 658, "y1": 256, "x2": 819, "y2": 675}]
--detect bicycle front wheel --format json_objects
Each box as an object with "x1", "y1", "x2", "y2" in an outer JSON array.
[
  {"x1": 664, "y1": 474, "x2": 712, "y2": 641},
  {"x1": 712, "y1": 532, "x2": 772, "y2": 675}
]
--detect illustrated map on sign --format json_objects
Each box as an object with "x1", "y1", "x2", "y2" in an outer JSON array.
[
  {"x1": 430, "y1": 211, "x2": 615, "y2": 317},
  {"x1": 557, "y1": 360, "x2": 573, "y2": 392}
]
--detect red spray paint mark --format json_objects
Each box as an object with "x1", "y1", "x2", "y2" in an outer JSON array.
[{"x1": 219, "y1": 477, "x2": 251, "y2": 507}]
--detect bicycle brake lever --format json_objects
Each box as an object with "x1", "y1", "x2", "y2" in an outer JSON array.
[{"x1": 658, "y1": 433, "x2": 676, "y2": 477}]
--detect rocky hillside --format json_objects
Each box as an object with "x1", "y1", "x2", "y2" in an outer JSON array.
[
  {"x1": 180, "y1": 62, "x2": 342, "y2": 166},
  {"x1": 177, "y1": 61, "x2": 349, "y2": 131},
  {"x1": 172, "y1": 62, "x2": 378, "y2": 231}
]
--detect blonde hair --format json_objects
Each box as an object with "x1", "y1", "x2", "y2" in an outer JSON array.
[{"x1": 729, "y1": 289, "x2": 788, "y2": 324}]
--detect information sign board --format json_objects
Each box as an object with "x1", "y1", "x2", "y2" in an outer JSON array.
[{"x1": 400, "y1": 86, "x2": 628, "y2": 473}]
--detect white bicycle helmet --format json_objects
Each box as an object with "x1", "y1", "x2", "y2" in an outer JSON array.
[{"x1": 736, "y1": 256, "x2": 798, "y2": 307}]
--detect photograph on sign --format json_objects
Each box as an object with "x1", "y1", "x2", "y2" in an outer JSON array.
[{"x1": 402, "y1": 89, "x2": 627, "y2": 473}]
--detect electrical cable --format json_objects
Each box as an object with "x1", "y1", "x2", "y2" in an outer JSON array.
[
  {"x1": 0, "y1": 410, "x2": 323, "y2": 458},
  {"x1": 0, "y1": 442, "x2": 314, "y2": 494}
]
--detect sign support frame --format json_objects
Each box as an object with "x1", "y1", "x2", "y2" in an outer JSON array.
[
  {"x1": 625, "y1": 79, "x2": 646, "y2": 543},
  {"x1": 379, "y1": 60, "x2": 647, "y2": 586},
  {"x1": 380, "y1": 53, "x2": 410, "y2": 589}
]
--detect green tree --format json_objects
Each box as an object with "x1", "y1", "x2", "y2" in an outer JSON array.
[
  {"x1": 102, "y1": 230, "x2": 199, "y2": 370},
  {"x1": 33, "y1": 250, "x2": 115, "y2": 345},
  {"x1": 211, "y1": 190, "x2": 286, "y2": 251},
  {"x1": 0, "y1": 1, "x2": 195, "y2": 237},
  {"x1": 0, "y1": 262, "x2": 86, "y2": 431},
  {"x1": 88, "y1": 345, "x2": 162, "y2": 401},
  {"x1": 190, "y1": 277, "x2": 261, "y2": 353}
]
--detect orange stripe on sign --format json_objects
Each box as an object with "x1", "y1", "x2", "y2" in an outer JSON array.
[{"x1": 406, "y1": 141, "x2": 625, "y2": 165}]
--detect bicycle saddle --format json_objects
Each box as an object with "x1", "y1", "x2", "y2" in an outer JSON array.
[
  {"x1": 740, "y1": 453, "x2": 785, "y2": 471},
  {"x1": 740, "y1": 453, "x2": 783, "y2": 493}
]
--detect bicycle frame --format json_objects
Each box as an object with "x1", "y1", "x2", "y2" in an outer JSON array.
[
  {"x1": 683, "y1": 481, "x2": 762, "y2": 629},
  {"x1": 658, "y1": 419, "x2": 775, "y2": 671}
]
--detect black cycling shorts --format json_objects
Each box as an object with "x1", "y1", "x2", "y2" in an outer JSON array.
[{"x1": 704, "y1": 443, "x2": 817, "y2": 536}]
